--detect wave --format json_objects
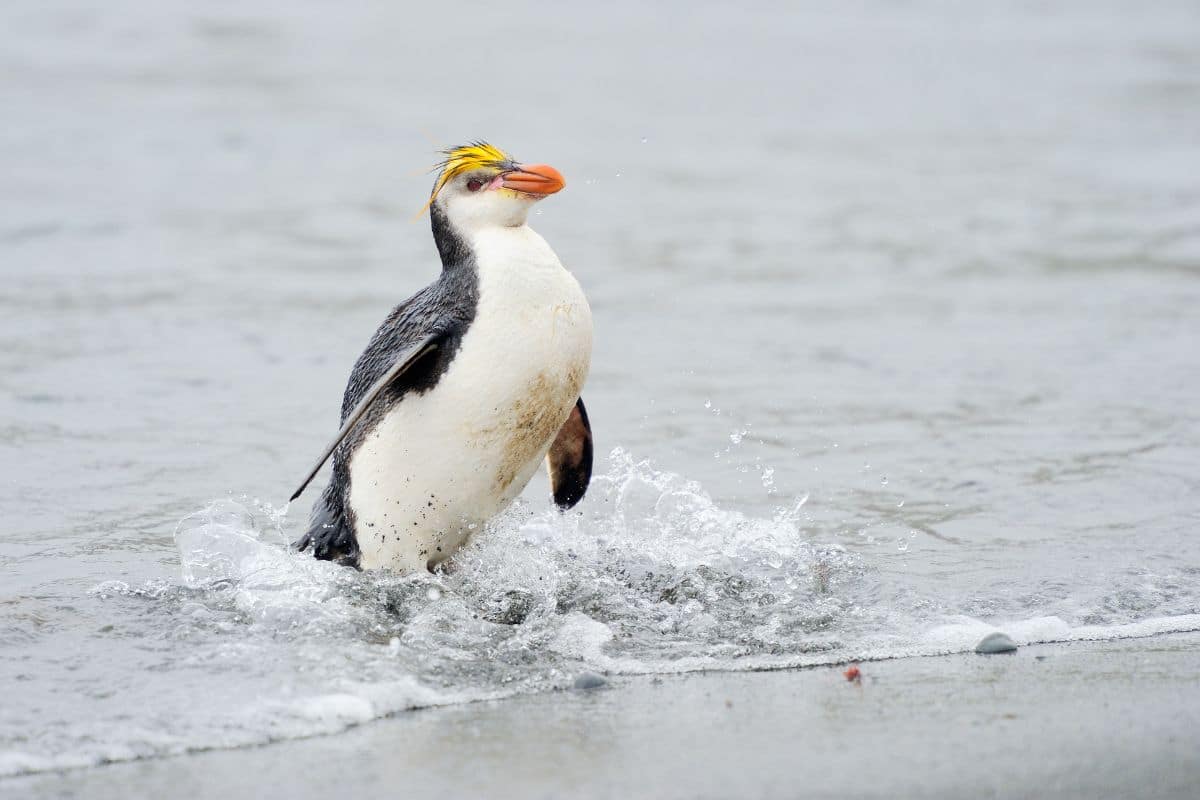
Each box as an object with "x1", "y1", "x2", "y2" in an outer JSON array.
[{"x1": 2, "y1": 448, "x2": 1197, "y2": 779}]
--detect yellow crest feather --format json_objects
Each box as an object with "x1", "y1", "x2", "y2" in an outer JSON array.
[{"x1": 414, "y1": 141, "x2": 513, "y2": 218}]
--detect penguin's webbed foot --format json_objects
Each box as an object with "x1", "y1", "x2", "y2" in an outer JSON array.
[{"x1": 295, "y1": 522, "x2": 360, "y2": 568}]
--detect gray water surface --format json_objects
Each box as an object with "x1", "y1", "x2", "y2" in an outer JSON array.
[{"x1": 2, "y1": 0, "x2": 1199, "y2": 776}]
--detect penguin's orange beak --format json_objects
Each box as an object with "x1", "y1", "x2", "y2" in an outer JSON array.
[{"x1": 501, "y1": 164, "x2": 565, "y2": 197}]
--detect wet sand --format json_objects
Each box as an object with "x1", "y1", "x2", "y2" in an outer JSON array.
[{"x1": 10, "y1": 632, "x2": 1199, "y2": 799}]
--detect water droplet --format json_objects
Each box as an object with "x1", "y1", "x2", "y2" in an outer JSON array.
[
  {"x1": 761, "y1": 467, "x2": 776, "y2": 490},
  {"x1": 880, "y1": 476, "x2": 888, "y2": 485},
  {"x1": 704, "y1": 400, "x2": 712, "y2": 409},
  {"x1": 896, "y1": 538, "x2": 909, "y2": 553},
  {"x1": 640, "y1": 137, "x2": 648, "y2": 143},
  {"x1": 896, "y1": 499, "x2": 905, "y2": 508},
  {"x1": 426, "y1": 587, "x2": 442, "y2": 601}
]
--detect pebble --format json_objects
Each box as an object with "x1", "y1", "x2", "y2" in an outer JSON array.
[
  {"x1": 975, "y1": 632, "x2": 1018, "y2": 654},
  {"x1": 573, "y1": 672, "x2": 607, "y2": 690}
]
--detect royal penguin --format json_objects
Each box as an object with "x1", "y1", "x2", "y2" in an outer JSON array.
[{"x1": 291, "y1": 142, "x2": 593, "y2": 572}]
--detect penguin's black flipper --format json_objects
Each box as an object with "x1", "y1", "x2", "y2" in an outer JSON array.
[
  {"x1": 547, "y1": 397, "x2": 592, "y2": 510},
  {"x1": 289, "y1": 331, "x2": 443, "y2": 503},
  {"x1": 295, "y1": 482, "x2": 360, "y2": 567}
]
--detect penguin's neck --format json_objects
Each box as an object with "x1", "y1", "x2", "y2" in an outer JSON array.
[
  {"x1": 472, "y1": 225, "x2": 561, "y2": 282},
  {"x1": 431, "y1": 205, "x2": 562, "y2": 284}
]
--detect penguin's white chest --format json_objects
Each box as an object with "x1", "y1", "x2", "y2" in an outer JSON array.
[{"x1": 348, "y1": 227, "x2": 592, "y2": 572}]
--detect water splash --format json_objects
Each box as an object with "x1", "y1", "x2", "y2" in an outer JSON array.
[{"x1": 170, "y1": 449, "x2": 868, "y2": 673}]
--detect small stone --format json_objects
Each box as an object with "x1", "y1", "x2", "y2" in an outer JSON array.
[
  {"x1": 572, "y1": 672, "x2": 607, "y2": 690},
  {"x1": 975, "y1": 632, "x2": 1018, "y2": 654}
]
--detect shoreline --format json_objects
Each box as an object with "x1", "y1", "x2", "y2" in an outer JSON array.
[{"x1": 9, "y1": 631, "x2": 1200, "y2": 799}]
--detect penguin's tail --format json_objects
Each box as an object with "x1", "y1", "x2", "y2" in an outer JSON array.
[{"x1": 294, "y1": 486, "x2": 361, "y2": 569}]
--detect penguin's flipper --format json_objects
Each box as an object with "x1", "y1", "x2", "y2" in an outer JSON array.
[
  {"x1": 289, "y1": 331, "x2": 443, "y2": 503},
  {"x1": 295, "y1": 484, "x2": 360, "y2": 567},
  {"x1": 547, "y1": 397, "x2": 592, "y2": 509}
]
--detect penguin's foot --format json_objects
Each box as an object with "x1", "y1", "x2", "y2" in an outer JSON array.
[{"x1": 295, "y1": 520, "x2": 360, "y2": 569}]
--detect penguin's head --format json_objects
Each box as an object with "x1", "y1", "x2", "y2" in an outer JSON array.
[{"x1": 425, "y1": 142, "x2": 565, "y2": 236}]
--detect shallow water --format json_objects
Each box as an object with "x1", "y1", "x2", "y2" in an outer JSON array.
[{"x1": 2, "y1": 0, "x2": 1200, "y2": 778}]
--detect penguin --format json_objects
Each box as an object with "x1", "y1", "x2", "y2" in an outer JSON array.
[{"x1": 290, "y1": 142, "x2": 593, "y2": 572}]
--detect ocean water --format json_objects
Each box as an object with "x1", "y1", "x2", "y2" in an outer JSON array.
[{"x1": 2, "y1": 0, "x2": 1200, "y2": 778}]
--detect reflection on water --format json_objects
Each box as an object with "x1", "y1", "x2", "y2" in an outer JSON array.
[{"x1": 2, "y1": 0, "x2": 1200, "y2": 778}]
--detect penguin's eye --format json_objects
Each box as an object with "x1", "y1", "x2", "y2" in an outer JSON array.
[{"x1": 466, "y1": 178, "x2": 484, "y2": 192}]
